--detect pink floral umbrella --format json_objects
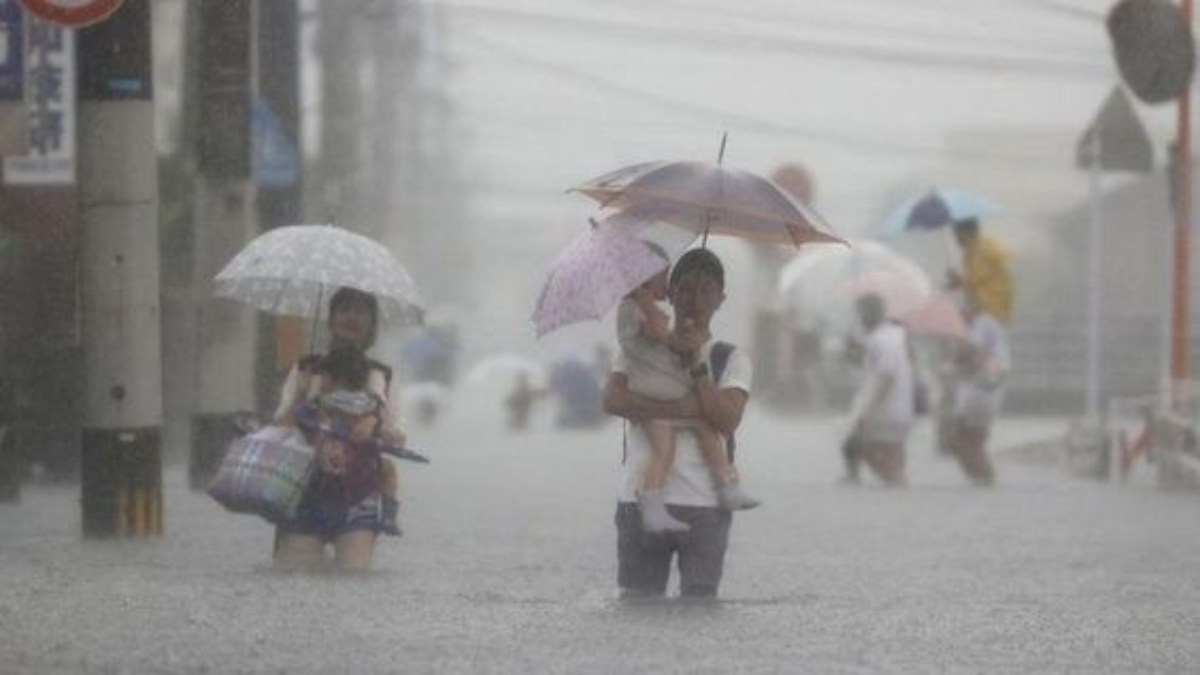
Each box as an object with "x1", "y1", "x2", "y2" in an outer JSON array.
[{"x1": 531, "y1": 214, "x2": 685, "y2": 337}]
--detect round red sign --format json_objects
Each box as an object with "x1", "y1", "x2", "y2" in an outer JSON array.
[{"x1": 19, "y1": 0, "x2": 124, "y2": 28}]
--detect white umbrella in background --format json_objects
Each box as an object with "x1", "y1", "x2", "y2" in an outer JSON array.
[
  {"x1": 464, "y1": 354, "x2": 548, "y2": 389},
  {"x1": 779, "y1": 239, "x2": 932, "y2": 334}
]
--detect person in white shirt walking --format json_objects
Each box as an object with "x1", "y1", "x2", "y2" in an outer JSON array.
[
  {"x1": 842, "y1": 294, "x2": 916, "y2": 487},
  {"x1": 950, "y1": 293, "x2": 1010, "y2": 486}
]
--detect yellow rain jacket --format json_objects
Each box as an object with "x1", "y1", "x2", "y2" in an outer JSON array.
[{"x1": 963, "y1": 235, "x2": 1014, "y2": 323}]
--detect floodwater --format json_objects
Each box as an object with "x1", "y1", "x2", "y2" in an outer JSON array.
[{"x1": 2, "y1": 392, "x2": 1198, "y2": 674}]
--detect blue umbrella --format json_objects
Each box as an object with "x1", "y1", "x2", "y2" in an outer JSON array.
[{"x1": 882, "y1": 188, "x2": 1000, "y2": 235}]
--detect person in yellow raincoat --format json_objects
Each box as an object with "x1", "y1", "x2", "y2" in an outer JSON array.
[{"x1": 946, "y1": 218, "x2": 1013, "y2": 324}]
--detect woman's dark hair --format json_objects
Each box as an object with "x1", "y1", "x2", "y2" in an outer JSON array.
[
  {"x1": 328, "y1": 287, "x2": 379, "y2": 349},
  {"x1": 669, "y1": 248, "x2": 724, "y2": 291}
]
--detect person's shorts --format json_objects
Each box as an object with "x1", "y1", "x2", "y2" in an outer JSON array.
[
  {"x1": 615, "y1": 502, "x2": 731, "y2": 598},
  {"x1": 278, "y1": 490, "x2": 387, "y2": 542}
]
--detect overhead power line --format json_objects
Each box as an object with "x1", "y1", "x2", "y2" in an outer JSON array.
[
  {"x1": 455, "y1": 31, "x2": 1099, "y2": 166},
  {"x1": 443, "y1": 2, "x2": 1109, "y2": 80}
]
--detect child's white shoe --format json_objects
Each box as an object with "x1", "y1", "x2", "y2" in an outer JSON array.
[{"x1": 638, "y1": 489, "x2": 690, "y2": 533}]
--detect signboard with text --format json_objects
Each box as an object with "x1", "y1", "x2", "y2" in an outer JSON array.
[{"x1": 3, "y1": 16, "x2": 74, "y2": 184}]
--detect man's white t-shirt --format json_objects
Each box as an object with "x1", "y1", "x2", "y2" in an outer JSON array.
[
  {"x1": 614, "y1": 339, "x2": 752, "y2": 507},
  {"x1": 855, "y1": 322, "x2": 915, "y2": 443}
]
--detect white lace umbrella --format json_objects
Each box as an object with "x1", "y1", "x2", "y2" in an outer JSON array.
[
  {"x1": 779, "y1": 239, "x2": 932, "y2": 334},
  {"x1": 464, "y1": 354, "x2": 548, "y2": 388},
  {"x1": 213, "y1": 224, "x2": 425, "y2": 323}
]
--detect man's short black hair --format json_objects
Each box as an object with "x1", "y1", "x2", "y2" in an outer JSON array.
[{"x1": 669, "y1": 248, "x2": 724, "y2": 290}]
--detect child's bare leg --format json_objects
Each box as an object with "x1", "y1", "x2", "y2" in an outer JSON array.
[
  {"x1": 642, "y1": 420, "x2": 676, "y2": 491},
  {"x1": 380, "y1": 458, "x2": 399, "y2": 497},
  {"x1": 694, "y1": 425, "x2": 761, "y2": 511},
  {"x1": 637, "y1": 420, "x2": 690, "y2": 533}
]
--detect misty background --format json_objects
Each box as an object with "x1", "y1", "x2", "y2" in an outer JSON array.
[{"x1": 151, "y1": 0, "x2": 1187, "y2": 381}]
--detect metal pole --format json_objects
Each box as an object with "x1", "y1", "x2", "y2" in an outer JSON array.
[
  {"x1": 187, "y1": 0, "x2": 258, "y2": 489},
  {"x1": 1087, "y1": 132, "x2": 1103, "y2": 420},
  {"x1": 1170, "y1": 0, "x2": 1193, "y2": 403}
]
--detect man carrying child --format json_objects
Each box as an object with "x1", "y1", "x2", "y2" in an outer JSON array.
[{"x1": 604, "y1": 248, "x2": 754, "y2": 599}]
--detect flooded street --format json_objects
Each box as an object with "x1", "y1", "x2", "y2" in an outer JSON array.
[{"x1": 2, "y1": 395, "x2": 1197, "y2": 674}]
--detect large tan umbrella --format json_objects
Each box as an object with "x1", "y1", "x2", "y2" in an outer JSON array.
[{"x1": 570, "y1": 160, "x2": 843, "y2": 248}]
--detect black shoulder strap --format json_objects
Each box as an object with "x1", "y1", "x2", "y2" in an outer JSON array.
[
  {"x1": 709, "y1": 341, "x2": 737, "y2": 462},
  {"x1": 710, "y1": 341, "x2": 734, "y2": 383}
]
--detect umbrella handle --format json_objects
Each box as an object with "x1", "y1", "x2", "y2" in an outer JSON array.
[
  {"x1": 308, "y1": 282, "x2": 325, "y2": 355},
  {"x1": 701, "y1": 131, "x2": 729, "y2": 249}
]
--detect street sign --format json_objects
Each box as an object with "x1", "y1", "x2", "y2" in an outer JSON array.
[
  {"x1": 252, "y1": 96, "x2": 299, "y2": 189},
  {"x1": 1107, "y1": 0, "x2": 1195, "y2": 105},
  {"x1": 18, "y1": 0, "x2": 122, "y2": 28},
  {"x1": 1076, "y1": 86, "x2": 1153, "y2": 173},
  {"x1": 4, "y1": 17, "x2": 74, "y2": 185}
]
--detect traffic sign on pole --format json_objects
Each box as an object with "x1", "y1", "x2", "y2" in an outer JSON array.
[{"x1": 18, "y1": 0, "x2": 123, "y2": 28}]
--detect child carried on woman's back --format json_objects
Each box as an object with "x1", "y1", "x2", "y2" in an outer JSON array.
[
  {"x1": 619, "y1": 260, "x2": 760, "y2": 534},
  {"x1": 292, "y1": 347, "x2": 406, "y2": 536}
]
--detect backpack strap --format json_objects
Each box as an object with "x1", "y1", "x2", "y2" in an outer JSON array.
[{"x1": 709, "y1": 341, "x2": 737, "y2": 462}]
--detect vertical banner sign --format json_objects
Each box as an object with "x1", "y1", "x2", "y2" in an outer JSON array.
[
  {"x1": 3, "y1": 16, "x2": 74, "y2": 184},
  {"x1": 0, "y1": 0, "x2": 29, "y2": 155}
]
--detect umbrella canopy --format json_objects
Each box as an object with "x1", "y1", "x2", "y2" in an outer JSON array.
[
  {"x1": 837, "y1": 270, "x2": 931, "y2": 319},
  {"x1": 882, "y1": 187, "x2": 1000, "y2": 235},
  {"x1": 779, "y1": 239, "x2": 932, "y2": 333},
  {"x1": 464, "y1": 354, "x2": 548, "y2": 389},
  {"x1": 531, "y1": 214, "x2": 685, "y2": 337},
  {"x1": 213, "y1": 224, "x2": 424, "y2": 323},
  {"x1": 571, "y1": 160, "x2": 844, "y2": 248},
  {"x1": 898, "y1": 293, "x2": 969, "y2": 339}
]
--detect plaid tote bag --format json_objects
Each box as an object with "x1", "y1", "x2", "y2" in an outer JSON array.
[{"x1": 207, "y1": 425, "x2": 315, "y2": 523}]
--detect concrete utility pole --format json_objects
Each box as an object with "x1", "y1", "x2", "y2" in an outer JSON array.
[
  {"x1": 76, "y1": 0, "x2": 163, "y2": 537},
  {"x1": 186, "y1": 0, "x2": 259, "y2": 488},
  {"x1": 315, "y1": 0, "x2": 360, "y2": 228},
  {"x1": 253, "y1": 0, "x2": 301, "y2": 414}
]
